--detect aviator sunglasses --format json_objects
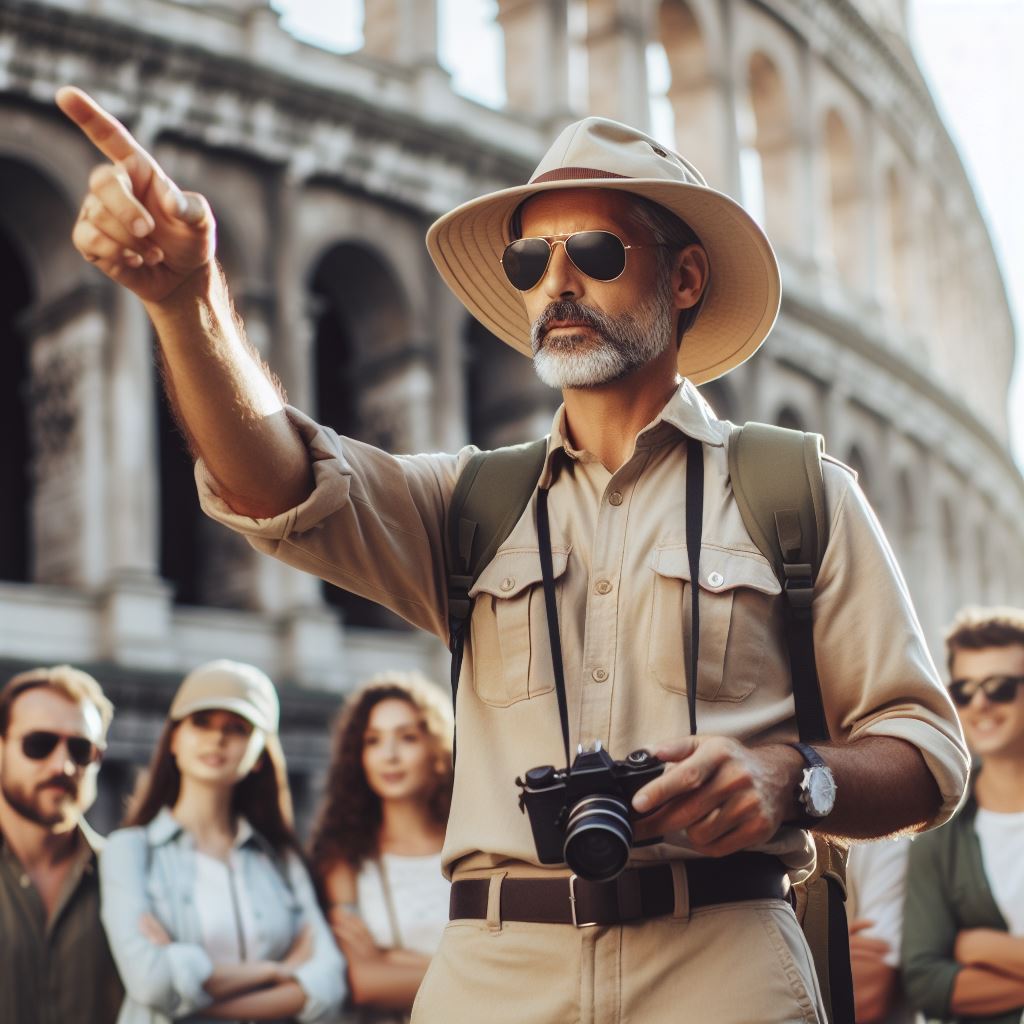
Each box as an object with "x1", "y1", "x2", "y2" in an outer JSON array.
[
  {"x1": 500, "y1": 230, "x2": 666, "y2": 292},
  {"x1": 947, "y1": 674, "x2": 1024, "y2": 707},
  {"x1": 19, "y1": 731, "x2": 102, "y2": 767}
]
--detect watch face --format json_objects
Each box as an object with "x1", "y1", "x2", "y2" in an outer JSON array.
[{"x1": 803, "y1": 766, "x2": 837, "y2": 817}]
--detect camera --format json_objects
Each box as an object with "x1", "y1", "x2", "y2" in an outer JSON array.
[{"x1": 516, "y1": 741, "x2": 665, "y2": 882}]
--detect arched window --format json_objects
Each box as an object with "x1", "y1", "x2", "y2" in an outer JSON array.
[
  {"x1": 845, "y1": 444, "x2": 870, "y2": 500},
  {"x1": 824, "y1": 110, "x2": 865, "y2": 291},
  {"x1": 772, "y1": 405, "x2": 805, "y2": 432},
  {"x1": 0, "y1": 222, "x2": 32, "y2": 582},
  {"x1": 309, "y1": 242, "x2": 413, "y2": 628},
  {"x1": 739, "y1": 52, "x2": 796, "y2": 250}
]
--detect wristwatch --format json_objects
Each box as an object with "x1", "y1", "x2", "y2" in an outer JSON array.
[{"x1": 786, "y1": 742, "x2": 837, "y2": 826}]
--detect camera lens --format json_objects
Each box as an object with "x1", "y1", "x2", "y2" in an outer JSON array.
[{"x1": 563, "y1": 795, "x2": 632, "y2": 882}]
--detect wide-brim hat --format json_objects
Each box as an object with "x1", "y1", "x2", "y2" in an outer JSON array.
[
  {"x1": 169, "y1": 659, "x2": 280, "y2": 734},
  {"x1": 426, "y1": 117, "x2": 781, "y2": 385}
]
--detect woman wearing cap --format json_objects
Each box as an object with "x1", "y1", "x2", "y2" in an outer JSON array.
[
  {"x1": 308, "y1": 673, "x2": 453, "y2": 1022},
  {"x1": 99, "y1": 660, "x2": 344, "y2": 1024}
]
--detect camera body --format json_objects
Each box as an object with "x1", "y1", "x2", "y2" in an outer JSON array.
[{"x1": 516, "y1": 742, "x2": 664, "y2": 881}]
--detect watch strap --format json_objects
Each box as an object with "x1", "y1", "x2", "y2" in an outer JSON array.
[{"x1": 790, "y1": 741, "x2": 826, "y2": 770}]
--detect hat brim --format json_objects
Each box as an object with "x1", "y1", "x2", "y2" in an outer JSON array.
[
  {"x1": 426, "y1": 178, "x2": 781, "y2": 385},
  {"x1": 170, "y1": 696, "x2": 275, "y2": 734}
]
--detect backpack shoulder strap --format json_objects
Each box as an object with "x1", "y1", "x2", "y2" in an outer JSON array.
[
  {"x1": 445, "y1": 438, "x2": 548, "y2": 700},
  {"x1": 727, "y1": 421, "x2": 829, "y2": 743}
]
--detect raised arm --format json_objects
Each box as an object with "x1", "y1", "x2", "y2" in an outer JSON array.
[{"x1": 56, "y1": 86, "x2": 311, "y2": 517}]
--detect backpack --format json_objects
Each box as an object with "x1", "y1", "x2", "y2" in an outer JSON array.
[{"x1": 444, "y1": 422, "x2": 854, "y2": 1024}]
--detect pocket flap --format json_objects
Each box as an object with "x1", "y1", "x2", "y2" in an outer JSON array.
[
  {"x1": 470, "y1": 546, "x2": 570, "y2": 599},
  {"x1": 650, "y1": 544, "x2": 781, "y2": 596}
]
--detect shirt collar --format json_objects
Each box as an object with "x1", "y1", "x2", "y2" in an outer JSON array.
[
  {"x1": 539, "y1": 378, "x2": 728, "y2": 487},
  {"x1": 145, "y1": 806, "x2": 259, "y2": 851}
]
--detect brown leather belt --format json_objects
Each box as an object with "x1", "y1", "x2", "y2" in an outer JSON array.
[{"x1": 450, "y1": 852, "x2": 789, "y2": 927}]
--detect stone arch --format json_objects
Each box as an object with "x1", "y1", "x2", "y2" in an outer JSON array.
[
  {"x1": 738, "y1": 51, "x2": 797, "y2": 251},
  {"x1": 893, "y1": 466, "x2": 925, "y2": 595},
  {"x1": 771, "y1": 404, "x2": 805, "y2": 432},
  {"x1": 466, "y1": 317, "x2": 556, "y2": 449},
  {"x1": 845, "y1": 443, "x2": 870, "y2": 501},
  {"x1": 308, "y1": 240, "x2": 414, "y2": 628},
  {"x1": 823, "y1": 109, "x2": 865, "y2": 291},
  {"x1": 656, "y1": 0, "x2": 726, "y2": 187}
]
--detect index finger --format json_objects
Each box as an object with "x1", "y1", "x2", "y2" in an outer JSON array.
[{"x1": 56, "y1": 86, "x2": 148, "y2": 166}]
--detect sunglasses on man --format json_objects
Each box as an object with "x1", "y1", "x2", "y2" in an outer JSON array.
[
  {"x1": 500, "y1": 230, "x2": 667, "y2": 292},
  {"x1": 947, "y1": 674, "x2": 1024, "y2": 708},
  {"x1": 18, "y1": 731, "x2": 103, "y2": 767}
]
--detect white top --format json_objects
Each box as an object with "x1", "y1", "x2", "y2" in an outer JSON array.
[
  {"x1": 975, "y1": 808, "x2": 1024, "y2": 935},
  {"x1": 193, "y1": 850, "x2": 260, "y2": 964},
  {"x1": 846, "y1": 838, "x2": 915, "y2": 1024},
  {"x1": 355, "y1": 851, "x2": 449, "y2": 956}
]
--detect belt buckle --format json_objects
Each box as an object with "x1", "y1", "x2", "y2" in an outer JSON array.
[{"x1": 569, "y1": 875, "x2": 599, "y2": 928}]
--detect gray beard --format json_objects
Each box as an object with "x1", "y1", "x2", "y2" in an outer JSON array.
[{"x1": 530, "y1": 292, "x2": 674, "y2": 390}]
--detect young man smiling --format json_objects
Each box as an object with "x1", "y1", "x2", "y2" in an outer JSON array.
[
  {"x1": 903, "y1": 607, "x2": 1024, "y2": 1024},
  {"x1": 57, "y1": 91, "x2": 968, "y2": 1023}
]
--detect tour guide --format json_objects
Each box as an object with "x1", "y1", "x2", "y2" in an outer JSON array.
[{"x1": 59, "y1": 88, "x2": 969, "y2": 1023}]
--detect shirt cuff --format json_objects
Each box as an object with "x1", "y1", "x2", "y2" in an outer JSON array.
[
  {"x1": 164, "y1": 942, "x2": 214, "y2": 1015},
  {"x1": 194, "y1": 405, "x2": 353, "y2": 541},
  {"x1": 292, "y1": 959, "x2": 345, "y2": 1024}
]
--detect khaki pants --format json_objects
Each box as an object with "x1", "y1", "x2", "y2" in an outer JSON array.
[{"x1": 411, "y1": 874, "x2": 826, "y2": 1024}]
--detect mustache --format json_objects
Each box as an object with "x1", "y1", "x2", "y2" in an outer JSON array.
[
  {"x1": 38, "y1": 776, "x2": 77, "y2": 796},
  {"x1": 531, "y1": 300, "x2": 608, "y2": 343}
]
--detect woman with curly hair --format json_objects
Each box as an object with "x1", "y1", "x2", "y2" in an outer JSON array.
[{"x1": 309, "y1": 672, "x2": 453, "y2": 1021}]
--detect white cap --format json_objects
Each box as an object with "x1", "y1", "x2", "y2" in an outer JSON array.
[{"x1": 169, "y1": 660, "x2": 280, "y2": 734}]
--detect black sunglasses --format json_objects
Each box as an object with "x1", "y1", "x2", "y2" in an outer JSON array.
[
  {"x1": 500, "y1": 230, "x2": 665, "y2": 292},
  {"x1": 20, "y1": 731, "x2": 101, "y2": 767},
  {"x1": 948, "y1": 674, "x2": 1024, "y2": 707}
]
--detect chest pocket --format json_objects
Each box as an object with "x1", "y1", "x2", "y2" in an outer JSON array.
[
  {"x1": 468, "y1": 546, "x2": 570, "y2": 708},
  {"x1": 647, "y1": 544, "x2": 781, "y2": 702}
]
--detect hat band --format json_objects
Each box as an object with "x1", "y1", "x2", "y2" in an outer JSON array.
[{"x1": 530, "y1": 167, "x2": 628, "y2": 184}]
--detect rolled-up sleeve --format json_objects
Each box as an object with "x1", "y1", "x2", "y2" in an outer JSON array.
[
  {"x1": 196, "y1": 405, "x2": 470, "y2": 641},
  {"x1": 282, "y1": 853, "x2": 346, "y2": 1023},
  {"x1": 901, "y1": 831, "x2": 962, "y2": 1017},
  {"x1": 99, "y1": 829, "x2": 214, "y2": 1019},
  {"x1": 814, "y1": 462, "x2": 969, "y2": 827}
]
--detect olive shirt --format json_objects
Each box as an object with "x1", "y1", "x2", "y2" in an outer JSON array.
[
  {"x1": 902, "y1": 784, "x2": 1023, "y2": 1024},
  {"x1": 0, "y1": 822, "x2": 123, "y2": 1024},
  {"x1": 197, "y1": 380, "x2": 969, "y2": 881}
]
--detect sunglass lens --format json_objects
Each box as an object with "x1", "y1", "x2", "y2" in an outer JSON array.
[
  {"x1": 565, "y1": 231, "x2": 626, "y2": 281},
  {"x1": 987, "y1": 677, "x2": 1021, "y2": 703},
  {"x1": 66, "y1": 738, "x2": 96, "y2": 766},
  {"x1": 948, "y1": 683, "x2": 971, "y2": 707},
  {"x1": 502, "y1": 238, "x2": 551, "y2": 291},
  {"x1": 22, "y1": 732, "x2": 60, "y2": 760}
]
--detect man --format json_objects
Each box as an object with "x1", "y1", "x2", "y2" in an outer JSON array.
[
  {"x1": 903, "y1": 607, "x2": 1024, "y2": 1024},
  {"x1": 0, "y1": 664, "x2": 123, "y2": 1024},
  {"x1": 58, "y1": 88, "x2": 968, "y2": 1023}
]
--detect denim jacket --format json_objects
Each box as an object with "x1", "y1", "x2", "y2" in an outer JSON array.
[{"x1": 100, "y1": 808, "x2": 344, "y2": 1023}]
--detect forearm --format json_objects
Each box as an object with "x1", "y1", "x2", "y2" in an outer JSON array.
[
  {"x1": 204, "y1": 980, "x2": 306, "y2": 1019},
  {"x1": 805, "y1": 735, "x2": 941, "y2": 839},
  {"x1": 959, "y1": 931, "x2": 1024, "y2": 981},
  {"x1": 950, "y1": 965, "x2": 1024, "y2": 1016},
  {"x1": 349, "y1": 952, "x2": 431, "y2": 1010},
  {"x1": 202, "y1": 960, "x2": 282, "y2": 1000},
  {"x1": 145, "y1": 262, "x2": 312, "y2": 517}
]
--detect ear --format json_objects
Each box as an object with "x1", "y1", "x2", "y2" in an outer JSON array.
[{"x1": 671, "y1": 243, "x2": 709, "y2": 311}]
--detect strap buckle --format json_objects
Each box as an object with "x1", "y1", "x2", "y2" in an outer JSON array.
[{"x1": 569, "y1": 875, "x2": 599, "y2": 928}]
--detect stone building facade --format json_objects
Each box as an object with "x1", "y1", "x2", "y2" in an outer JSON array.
[{"x1": 0, "y1": 0, "x2": 1021, "y2": 831}]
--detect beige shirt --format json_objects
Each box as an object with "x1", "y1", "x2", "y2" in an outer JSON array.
[{"x1": 197, "y1": 381, "x2": 968, "y2": 882}]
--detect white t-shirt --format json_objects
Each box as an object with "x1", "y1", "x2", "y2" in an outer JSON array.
[
  {"x1": 194, "y1": 849, "x2": 260, "y2": 964},
  {"x1": 975, "y1": 808, "x2": 1024, "y2": 935}
]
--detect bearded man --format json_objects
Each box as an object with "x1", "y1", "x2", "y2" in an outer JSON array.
[{"x1": 58, "y1": 91, "x2": 967, "y2": 1023}]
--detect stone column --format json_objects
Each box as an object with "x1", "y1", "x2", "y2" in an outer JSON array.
[
  {"x1": 583, "y1": 0, "x2": 651, "y2": 130},
  {"x1": 496, "y1": 0, "x2": 572, "y2": 126},
  {"x1": 363, "y1": 0, "x2": 441, "y2": 67}
]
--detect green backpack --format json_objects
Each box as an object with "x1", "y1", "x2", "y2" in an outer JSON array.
[{"x1": 444, "y1": 422, "x2": 853, "y2": 1024}]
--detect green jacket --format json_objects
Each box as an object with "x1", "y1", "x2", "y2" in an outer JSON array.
[{"x1": 901, "y1": 784, "x2": 1021, "y2": 1024}]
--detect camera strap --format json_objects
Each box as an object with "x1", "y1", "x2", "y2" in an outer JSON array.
[{"x1": 535, "y1": 436, "x2": 706, "y2": 766}]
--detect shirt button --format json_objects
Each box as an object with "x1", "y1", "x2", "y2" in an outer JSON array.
[
  {"x1": 592, "y1": 668, "x2": 609, "y2": 683},
  {"x1": 500, "y1": 577, "x2": 516, "y2": 592},
  {"x1": 707, "y1": 571, "x2": 725, "y2": 588},
  {"x1": 608, "y1": 491, "x2": 623, "y2": 506},
  {"x1": 595, "y1": 579, "x2": 613, "y2": 595},
  {"x1": 19, "y1": 873, "x2": 30, "y2": 888}
]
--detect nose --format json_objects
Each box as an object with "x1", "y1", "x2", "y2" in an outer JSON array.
[
  {"x1": 542, "y1": 240, "x2": 582, "y2": 301},
  {"x1": 967, "y1": 686, "x2": 992, "y2": 711},
  {"x1": 47, "y1": 740, "x2": 78, "y2": 777}
]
